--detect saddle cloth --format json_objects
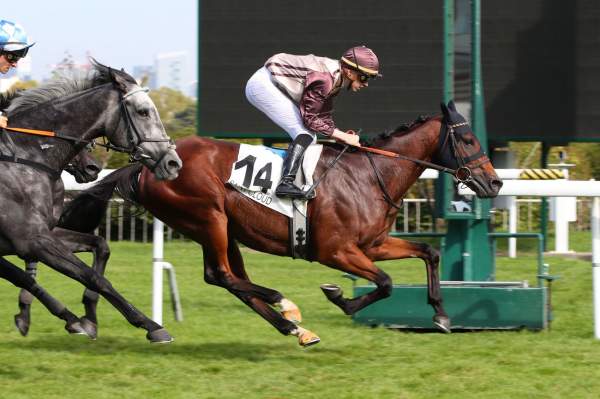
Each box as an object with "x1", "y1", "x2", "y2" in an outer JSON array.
[{"x1": 227, "y1": 143, "x2": 323, "y2": 217}]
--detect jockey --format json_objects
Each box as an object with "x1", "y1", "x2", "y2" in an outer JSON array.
[
  {"x1": 245, "y1": 45, "x2": 382, "y2": 198},
  {"x1": 0, "y1": 19, "x2": 35, "y2": 129}
]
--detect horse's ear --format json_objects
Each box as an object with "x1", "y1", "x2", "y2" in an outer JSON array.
[
  {"x1": 448, "y1": 100, "x2": 457, "y2": 112},
  {"x1": 109, "y1": 67, "x2": 129, "y2": 93},
  {"x1": 440, "y1": 102, "x2": 450, "y2": 119},
  {"x1": 89, "y1": 57, "x2": 110, "y2": 76}
]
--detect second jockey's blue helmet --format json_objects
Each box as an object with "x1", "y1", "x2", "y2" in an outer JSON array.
[{"x1": 0, "y1": 20, "x2": 35, "y2": 57}]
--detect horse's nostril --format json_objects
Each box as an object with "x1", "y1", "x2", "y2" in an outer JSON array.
[
  {"x1": 86, "y1": 166, "x2": 101, "y2": 174},
  {"x1": 492, "y1": 179, "x2": 503, "y2": 189},
  {"x1": 168, "y1": 159, "x2": 182, "y2": 170}
]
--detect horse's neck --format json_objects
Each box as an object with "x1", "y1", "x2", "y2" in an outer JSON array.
[
  {"x1": 5, "y1": 87, "x2": 113, "y2": 169},
  {"x1": 372, "y1": 120, "x2": 441, "y2": 200}
]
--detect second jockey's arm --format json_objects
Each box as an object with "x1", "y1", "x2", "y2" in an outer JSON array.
[{"x1": 0, "y1": 111, "x2": 7, "y2": 129}]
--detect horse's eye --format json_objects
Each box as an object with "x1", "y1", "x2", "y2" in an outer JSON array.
[{"x1": 138, "y1": 109, "x2": 150, "y2": 117}]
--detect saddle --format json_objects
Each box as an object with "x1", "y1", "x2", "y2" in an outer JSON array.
[{"x1": 227, "y1": 143, "x2": 324, "y2": 259}]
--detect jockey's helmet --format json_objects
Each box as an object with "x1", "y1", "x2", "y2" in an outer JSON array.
[
  {"x1": 341, "y1": 46, "x2": 382, "y2": 78},
  {"x1": 0, "y1": 20, "x2": 35, "y2": 58}
]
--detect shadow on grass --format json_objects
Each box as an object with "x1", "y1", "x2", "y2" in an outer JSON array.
[{"x1": 0, "y1": 334, "x2": 343, "y2": 361}]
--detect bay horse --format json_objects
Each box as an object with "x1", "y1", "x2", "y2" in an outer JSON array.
[
  {"x1": 57, "y1": 101, "x2": 502, "y2": 346},
  {"x1": 0, "y1": 59, "x2": 182, "y2": 343}
]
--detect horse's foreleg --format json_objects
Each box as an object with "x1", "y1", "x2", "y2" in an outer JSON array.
[
  {"x1": 368, "y1": 237, "x2": 450, "y2": 333},
  {"x1": 0, "y1": 257, "x2": 89, "y2": 336},
  {"x1": 24, "y1": 232, "x2": 171, "y2": 343},
  {"x1": 320, "y1": 245, "x2": 392, "y2": 315},
  {"x1": 201, "y1": 221, "x2": 318, "y2": 346},
  {"x1": 14, "y1": 261, "x2": 38, "y2": 336},
  {"x1": 203, "y1": 248, "x2": 299, "y2": 335},
  {"x1": 52, "y1": 228, "x2": 111, "y2": 339}
]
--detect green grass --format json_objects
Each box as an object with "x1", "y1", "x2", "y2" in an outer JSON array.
[{"x1": 1, "y1": 241, "x2": 600, "y2": 398}]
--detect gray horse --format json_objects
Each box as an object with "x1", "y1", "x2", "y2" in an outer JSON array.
[
  {"x1": 0, "y1": 59, "x2": 182, "y2": 343},
  {"x1": 14, "y1": 149, "x2": 103, "y2": 337}
]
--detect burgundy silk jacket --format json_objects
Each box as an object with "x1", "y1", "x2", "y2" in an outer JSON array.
[{"x1": 265, "y1": 53, "x2": 343, "y2": 136}]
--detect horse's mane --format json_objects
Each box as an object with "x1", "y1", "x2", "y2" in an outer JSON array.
[
  {"x1": 0, "y1": 88, "x2": 19, "y2": 110},
  {"x1": 5, "y1": 63, "x2": 121, "y2": 114},
  {"x1": 361, "y1": 115, "x2": 433, "y2": 146}
]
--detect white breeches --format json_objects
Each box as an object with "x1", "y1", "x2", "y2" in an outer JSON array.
[{"x1": 245, "y1": 67, "x2": 315, "y2": 142}]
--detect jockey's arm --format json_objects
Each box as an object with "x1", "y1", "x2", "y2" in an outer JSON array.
[
  {"x1": 300, "y1": 73, "x2": 360, "y2": 146},
  {"x1": 331, "y1": 129, "x2": 361, "y2": 146},
  {"x1": 0, "y1": 111, "x2": 7, "y2": 129}
]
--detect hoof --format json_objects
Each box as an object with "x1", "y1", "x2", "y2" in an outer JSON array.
[
  {"x1": 147, "y1": 328, "x2": 174, "y2": 344},
  {"x1": 281, "y1": 308, "x2": 302, "y2": 324},
  {"x1": 433, "y1": 315, "x2": 452, "y2": 333},
  {"x1": 320, "y1": 283, "x2": 342, "y2": 301},
  {"x1": 298, "y1": 330, "x2": 320, "y2": 347},
  {"x1": 14, "y1": 314, "x2": 30, "y2": 337},
  {"x1": 80, "y1": 317, "x2": 98, "y2": 340},
  {"x1": 65, "y1": 321, "x2": 92, "y2": 338}
]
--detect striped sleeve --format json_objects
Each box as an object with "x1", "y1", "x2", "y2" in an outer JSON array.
[{"x1": 299, "y1": 72, "x2": 336, "y2": 136}]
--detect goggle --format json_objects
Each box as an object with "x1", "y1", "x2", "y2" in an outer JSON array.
[
  {"x1": 1, "y1": 46, "x2": 29, "y2": 62},
  {"x1": 2, "y1": 52, "x2": 22, "y2": 63},
  {"x1": 358, "y1": 73, "x2": 372, "y2": 83}
]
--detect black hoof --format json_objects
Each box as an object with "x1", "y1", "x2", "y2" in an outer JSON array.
[
  {"x1": 146, "y1": 328, "x2": 174, "y2": 344},
  {"x1": 320, "y1": 283, "x2": 343, "y2": 301},
  {"x1": 14, "y1": 314, "x2": 30, "y2": 337},
  {"x1": 433, "y1": 315, "x2": 452, "y2": 333},
  {"x1": 65, "y1": 321, "x2": 92, "y2": 338},
  {"x1": 80, "y1": 317, "x2": 98, "y2": 340}
]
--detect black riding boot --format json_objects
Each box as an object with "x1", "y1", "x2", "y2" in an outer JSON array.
[{"x1": 275, "y1": 134, "x2": 313, "y2": 198}]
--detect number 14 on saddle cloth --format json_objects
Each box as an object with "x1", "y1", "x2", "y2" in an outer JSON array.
[{"x1": 227, "y1": 143, "x2": 323, "y2": 217}]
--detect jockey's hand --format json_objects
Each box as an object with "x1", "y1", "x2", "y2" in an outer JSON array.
[
  {"x1": 332, "y1": 129, "x2": 361, "y2": 147},
  {"x1": 0, "y1": 115, "x2": 7, "y2": 129}
]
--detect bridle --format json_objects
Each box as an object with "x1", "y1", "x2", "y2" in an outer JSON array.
[
  {"x1": 116, "y1": 87, "x2": 175, "y2": 165},
  {"x1": 440, "y1": 120, "x2": 490, "y2": 184},
  {"x1": 0, "y1": 84, "x2": 175, "y2": 178},
  {"x1": 364, "y1": 119, "x2": 489, "y2": 209}
]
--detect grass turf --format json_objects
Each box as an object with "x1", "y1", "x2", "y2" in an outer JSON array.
[{"x1": 0, "y1": 241, "x2": 599, "y2": 398}]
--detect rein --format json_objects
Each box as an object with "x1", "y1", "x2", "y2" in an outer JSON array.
[
  {"x1": 359, "y1": 145, "x2": 457, "y2": 176},
  {"x1": 0, "y1": 86, "x2": 172, "y2": 178}
]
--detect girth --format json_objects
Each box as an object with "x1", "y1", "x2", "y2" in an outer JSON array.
[{"x1": 0, "y1": 154, "x2": 61, "y2": 180}]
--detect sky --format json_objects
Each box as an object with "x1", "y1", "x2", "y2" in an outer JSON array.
[{"x1": 2, "y1": 0, "x2": 197, "y2": 82}]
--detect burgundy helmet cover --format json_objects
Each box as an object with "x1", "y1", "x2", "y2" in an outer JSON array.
[{"x1": 341, "y1": 45, "x2": 382, "y2": 78}]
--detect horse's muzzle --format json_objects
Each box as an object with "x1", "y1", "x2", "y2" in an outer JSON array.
[
  {"x1": 148, "y1": 148, "x2": 182, "y2": 181},
  {"x1": 465, "y1": 174, "x2": 503, "y2": 198}
]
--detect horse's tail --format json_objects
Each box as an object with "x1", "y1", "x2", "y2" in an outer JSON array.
[{"x1": 58, "y1": 163, "x2": 143, "y2": 233}]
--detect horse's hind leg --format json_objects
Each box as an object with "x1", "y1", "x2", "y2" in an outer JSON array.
[
  {"x1": 0, "y1": 257, "x2": 89, "y2": 337},
  {"x1": 52, "y1": 228, "x2": 111, "y2": 339},
  {"x1": 14, "y1": 261, "x2": 38, "y2": 336},
  {"x1": 369, "y1": 237, "x2": 450, "y2": 333},
  {"x1": 227, "y1": 239, "x2": 302, "y2": 323}
]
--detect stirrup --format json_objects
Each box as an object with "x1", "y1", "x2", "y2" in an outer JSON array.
[{"x1": 275, "y1": 183, "x2": 307, "y2": 199}]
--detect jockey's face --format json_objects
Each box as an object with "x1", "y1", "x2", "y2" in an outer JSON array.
[
  {"x1": 0, "y1": 52, "x2": 20, "y2": 74},
  {"x1": 342, "y1": 67, "x2": 370, "y2": 92}
]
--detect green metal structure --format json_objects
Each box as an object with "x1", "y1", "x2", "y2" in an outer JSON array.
[{"x1": 352, "y1": 0, "x2": 553, "y2": 330}]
